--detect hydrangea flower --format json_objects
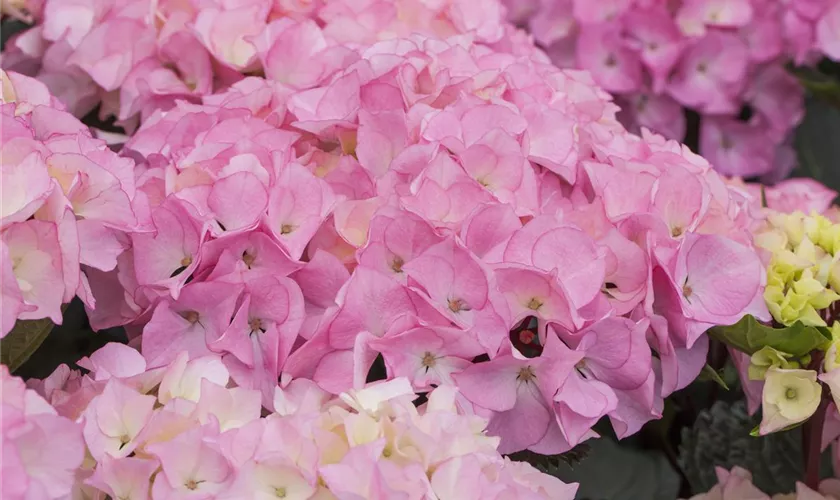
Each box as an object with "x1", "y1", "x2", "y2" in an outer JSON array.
[
  {"x1": 12, "y1": 343, "x2": 578, "y2": 499},
  {"x1": 57, "y1": 20, "x2": 768, "y2": 453},
  {"x1": 503, "y1": 0, "x2": 840, "y2": 180},
  {"x1": 0, "y1": 0, "x2": 522, "y2": 125},
  {"x1": 2, "y1": 0, "x2": 771, "y2": 461},
  {"x1": 684, "y1": 466, "x2": 840, "y2": 500},
  {"x1": 0, "y1": 70, "x2": 148, "y2": 337},
  {"x1": 1, "y1": 365, "x2": 85, "y2": 500}
]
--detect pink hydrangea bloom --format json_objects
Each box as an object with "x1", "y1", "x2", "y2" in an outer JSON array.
[
  {"x1": 14, "y1": 347, "x2": 578, "y2": 499},
  {"x1": 683, "y1": 466, "x2": 840, "y2": 499},
  {"x1": 1, "y1": 365, "x2": 85, "y2": 499},
  {"x1": 3, "y1": 0, "x2": 772, "y2": 460},
  {"x1": 1, "y1": 0, "x2": 518, "y2": 125},
  {"x1": 503, "y1": 0, "x2": 840, "y2": 179},
  {"x1": 0, "y1": 70, "x2": 147, "y2": 337}
]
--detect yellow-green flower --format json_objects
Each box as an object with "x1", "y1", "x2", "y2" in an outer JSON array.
[
  {"x1": 768, "y1": 212, "x2": 807, "y2": 247},
  {"x1": 759, "y1": 368, "x2": 821, "y2": 435},
  {"x1": 765, "y1": 286, "x2": 825, "y2": 327},
  {"x1": 748, "y1": 346, "x2": 798, "y2": 380},
  {"x1": 757, "y1": 211, "x2": 840, "y2": 326}
]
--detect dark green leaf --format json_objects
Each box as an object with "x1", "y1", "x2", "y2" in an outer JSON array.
[
  {"x1": 793, "y1": 97, "x2": 840, "y2": 191},
  {"x1": 709, "y1": 315, "x2": 830, "y2": 357},
  {"x1": 699, "y1": 364, "x2": 730, "y2": 390},
  {"x1": 506, "y1": 444, "x2": 591, "y2": 472},
  {"x1": 0, "y1": 19, "x2": 30, "y2": 51},
  {"x1": 789, "y1": 65, "x2": 840, "y2": 108},
  {"x1": 678, "y1": 400, "x2": 829, "y2": 496},
  {"x1": 0, "y1": 317, "x2": 56, "y2": 372},
  {"x1": 545, "y1": 438, "x2": 680, "y2": 500}
]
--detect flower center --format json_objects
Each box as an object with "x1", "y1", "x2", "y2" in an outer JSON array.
[
  {"x1": 448, "y1": 298, "x2": 469, "y2": 313},
  {"x1": 421, "y1": 352, "x2": 436, "y2": 369},
  {"x1": 185, "y1": 479, "x2": 200, "y2": 491},
  {"x1": 517, "y1": 365, "x2": 536, "y2": 383},
  {"x1": 249, "y1": 317, "x2": 264, "y2": 333},
  {"x1": 181, "y1": 310, "x2": 200, "y2": 324},
  {"x1": 180, "y1": 255, "x2": 193, "y2": 267},
  {"x1": 275, "y1": 487, "x2": 287, "y2": 498},
  {"x1": 280, "y1": 224, "x2": 294, "y2": 235},
  {"x1": 242, "y1": 250, "x2": 256, "y2": 268},
  {"x1": 785, "y1": 388, "x2": 797, "y2": 400},
  {"x1": 382, "y1": 446, "x2": 393, "y2": 458},
  {"x1": 519, "y1": 329, "x2": 535, "y2": 345},
  {"x1": 391, "y1": 256, "x2": 404, "y2": 273},
  {"x1": 682, "y1": 282, "x2": 693, "y2": 300},
  {"x1": 526, "y1": 297, "x2": 543, "y2": 311},
  {"x1": 671, "y1": 225, "x2": 684, "y2": 238}
]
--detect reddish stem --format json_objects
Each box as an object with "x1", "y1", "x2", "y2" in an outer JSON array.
[{"x1": 803, "y1": 351, "x2": 828, "y2": 491}]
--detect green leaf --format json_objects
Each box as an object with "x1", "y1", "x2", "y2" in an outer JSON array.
[
  {"x1": 709, "y1": 315, "x2": 830, "y2": 357},
  {"x1": 788, "y1": 65, "x2": 840, "y2": 108},
  {"x1": 506, "y1": 444, "x2": 591, "y2": 472},
  {"x1": 0, "y1": 317, "x2": 56, "y2": 372},
  {"x1": 680, "y1": 400, "x2": 829, "y2": 496},
  {"x1": 545, "y1": 438, "x2": 680, "y2": 500},
  {"x1": 699, "y1": 364, "x2": 730, "y2": 390},
  {"x1": 793, "y1": 97, "x2": 840, "y2": 191}
]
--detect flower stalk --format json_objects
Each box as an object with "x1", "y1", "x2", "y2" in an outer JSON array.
[{"x1": 803, "y1": 350, "x2": 829, "y2": 490}]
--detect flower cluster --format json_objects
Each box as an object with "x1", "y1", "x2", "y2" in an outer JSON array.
[
  {"x1": 57, "y1": 15, "x2": 773, "y2": 457},
  {"x1": 684, "y1": 466, "x2": 840, "y2": 500},
  {"x1": 7, "y1": 343, "x2": 577, "y2": 500},
  {"x1": 0, "y1": 0, "x2": 515, "y2": 125},
  {"x1": 0, "y1": 70, "x2": 148, "y2": 337},
  {"x1": 504, "y1": 0, "x2": 840, "y2": 180},
  {"x1": 754, "y1": 210, "x2": 840, "y2": 327},
  {"x1": 1, "y1": 365, "x2": 85, "y2": 499},
  {"x1": 717, "y1": 179, "x2": 840, "y2": 434},
  {"x1": 734, "y1": 177, "x2": 840, "y2": 218}
]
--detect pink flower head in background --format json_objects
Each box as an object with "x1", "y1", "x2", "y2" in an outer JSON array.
[{"x1": 502, "y1": 0, "x2": 840, "y2": 180}]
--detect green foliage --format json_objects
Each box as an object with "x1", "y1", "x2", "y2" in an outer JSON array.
[
  {"x1": 0, "y1": 317, "x2": 56, "y2": 372},
  {"x1": 507, "y1": 445, "x2": 591, "y2": 472},
  {"x1": 678, "y1": 400, "x2": 832, "y2": 495},
  {"x1": 794, "y1": 96, "x2": 840, "y2": 191},
  {"x1": 698, "y1": 364, "x2": 730, "y2": 390},
  {"x1": 789, "y1": 65, "x2": 840, "y2": 109},
  {"x1": 545, "y1": 438, "x2": 681, "y2": 500},
  {"x1": 708, "y1": 315, "x2": 830, "y2": 357}
]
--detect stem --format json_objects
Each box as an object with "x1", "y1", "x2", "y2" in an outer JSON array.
[{"x1": 803, "y1": 351, "x2": 828, "y2": 491}]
